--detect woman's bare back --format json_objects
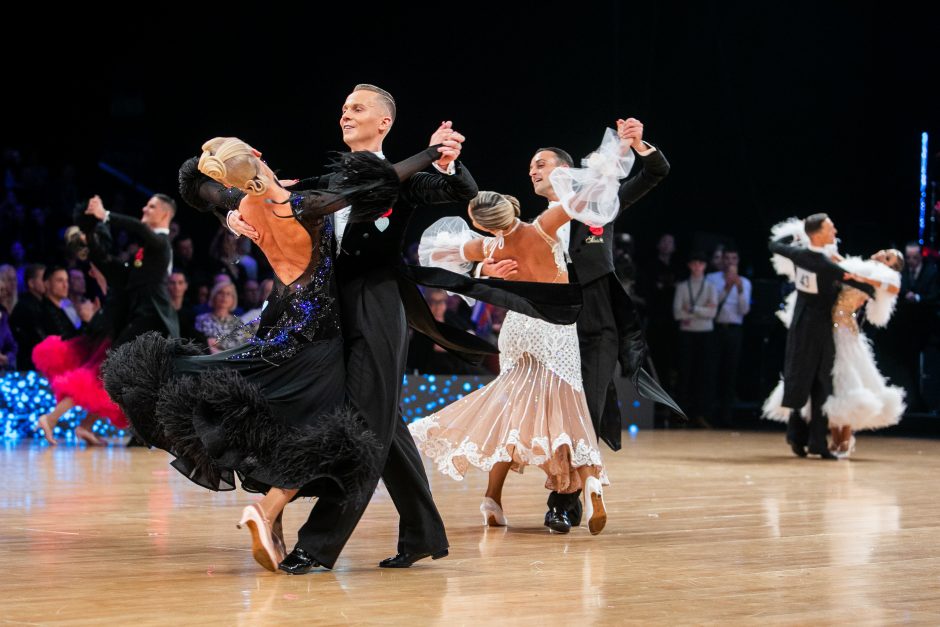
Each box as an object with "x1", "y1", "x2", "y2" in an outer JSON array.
[
  {"x1": 486, "y1": 221, "x2": 568, "y2": 284},
  {"x1": 239, "y1": 193, "x2": 314, "y2": 285}
]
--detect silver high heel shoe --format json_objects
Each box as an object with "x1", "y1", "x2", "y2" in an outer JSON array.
[
  {"x1": 480, "y1": 497, "x2": 508, "y2": 527},
  {"x1": 583, "y1": 477, "x2": 607, "y2": 535},
  {"x1": 236, "y1": 504, "x2": 284, "y2": 572}
]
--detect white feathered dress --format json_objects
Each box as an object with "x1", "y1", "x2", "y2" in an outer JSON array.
[{"x1": 763, "y1": 227, "x2": 905, "y2": 431}]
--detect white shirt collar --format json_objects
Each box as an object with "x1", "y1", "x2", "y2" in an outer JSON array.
[
  {"x1": 153, "y1": 227, "x2": 170, "y2": 235},
  {"x1": 807, "y1": 243, "x2": 825, "y2": 253}
]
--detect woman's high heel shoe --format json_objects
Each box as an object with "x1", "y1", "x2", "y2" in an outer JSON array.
[
  {"x1": 37, "y1": 414, "x2": 58, "y2": 445},
  {"x1": 835, "y1": 435, "x2": 857, "y2": 459},
  {"x1": 480, "y1": 497, "x2": 508, "y2": 527},
  {"x1": 583, "y1": 476, "x2": 607, "y2": 536},
  {"x1": 237, "y1": 504, "x2": 284, "y2": 572}
]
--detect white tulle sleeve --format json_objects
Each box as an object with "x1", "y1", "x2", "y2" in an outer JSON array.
[
  {"x1": 548, "y1": 127, "x2": 636, "y2": 228},
  {"x1": 840, "y1": 257, "x2": 901, "y2": 327},
  {"x1": 419, "y1": 216, "x2": 483, "y2": 275}
]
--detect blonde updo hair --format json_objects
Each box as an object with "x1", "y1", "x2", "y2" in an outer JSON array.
[
  {"x1": 468, "y1": 191, "x2": 521, "y2": 232},
  {"x1": 198, "y1": 137, "x2": 268, "y2": 195}
]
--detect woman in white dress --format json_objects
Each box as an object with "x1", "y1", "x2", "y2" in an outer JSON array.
[
  {"x1": 763, "y1": 219, "x2": 905, "y2": 457},
  {"x1": 409, "y1": 191, "x2": 610, "y2": 535},
  {"x1": 410, "y1": 130, "x2": 632, "y2": 535}
]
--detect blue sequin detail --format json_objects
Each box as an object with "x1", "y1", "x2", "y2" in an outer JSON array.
[{"x1": 226, "y1": 206, "x2": 340, "y2": 364}]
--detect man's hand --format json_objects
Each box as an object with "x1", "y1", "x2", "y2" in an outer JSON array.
[
  {"x1": 278, "y1": 178, "x2": 299, "y2": 187},
  {"x1": 480, "y1": 258, "x2": 518, "y2": 279},
  {"x1": 85, "y1": 195, "x2": 107, "y2": 221},
  {"x1": 436, "y1": 136, "x2": 464, "y2": 169},
  {"x1": 78, "y1": 298, "x2": 100, "y2": 323},
  {"x1": 429, "y1": 121, "x2": 454, "y2": 146},
  {"x1": 724, "y1": 265, "x2": 742, "y2": 291},
  {"x1": 0, "y1": 354, "x2": 8, "y2": 366},
  {"x1": 616, "y1": 117, "x2": 646, "y2": 152},
  {"x1": 430, "y1": 121, "x2": 465, "y2": 170},
  {"x1": 227, "y1": 210, "x2": 259, "y2": 242}
]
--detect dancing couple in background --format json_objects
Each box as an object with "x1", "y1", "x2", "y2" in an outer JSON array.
[{"x1": 763, "y1": 215, "x2": 905, "y2": 458}]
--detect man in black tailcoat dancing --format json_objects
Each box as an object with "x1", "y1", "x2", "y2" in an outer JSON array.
[{"x1": 768, "y1": 213, "x2": 874, "y2": 459}]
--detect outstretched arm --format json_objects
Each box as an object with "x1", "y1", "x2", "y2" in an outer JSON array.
[
  {"x1": 85, "y1": 195, "x2": 165, "y2": 250},
  {"x1": 615, "y1": 118, "x2": 670, "y2": 214}
]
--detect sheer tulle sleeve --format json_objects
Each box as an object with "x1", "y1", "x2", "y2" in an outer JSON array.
[
  {"x1": 419, "y1": 217, "x2": 483, "y2": 275},
  {"x1": 548, "y1": 128, "x2": 636, "y2": 227}
]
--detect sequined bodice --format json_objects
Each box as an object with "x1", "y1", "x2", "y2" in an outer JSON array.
[
  {"x1": 230, "y1": 206, "x2": 340, "y2": 363},
  {"x1": 832, "y1": 285, "x2": 869, "y2": 336}
]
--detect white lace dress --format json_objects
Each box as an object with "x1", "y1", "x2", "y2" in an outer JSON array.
[{"x1": 410, "y1": 219, "x2": 608, "y2": 493}]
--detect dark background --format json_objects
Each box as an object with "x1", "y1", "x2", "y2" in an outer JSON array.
[{"x1": 5, "y1": 1, "x2": 938, "y2": 270}]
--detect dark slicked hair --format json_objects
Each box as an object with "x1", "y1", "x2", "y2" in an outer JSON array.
[
  {"x1": 24, "y1": 263, "x2": 46, "y2": 283},
  {"x1": 43, "y1": 265, "x2": 67, "y2": 282},
  {"x1": 353, "y1": 83, "x2": 396, "y2": 121},
  {"x1": 804, "y1": 213, "x2": 829, "y2": 236},
  {"x1": 154, "y1": 193, "x2": 177, "y2": 216},
  {"x1": 535, "y1": 147, "x2": 574, "y2": 167}
]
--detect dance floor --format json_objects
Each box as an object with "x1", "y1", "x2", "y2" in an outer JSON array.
[{"x1": 2, "y1": 431, "x2": 940, "y2": 625}]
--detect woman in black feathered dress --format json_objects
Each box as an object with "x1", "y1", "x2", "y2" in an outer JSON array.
[{"x1": 103, "y1": 137, "x2": 444, "y2": 572}]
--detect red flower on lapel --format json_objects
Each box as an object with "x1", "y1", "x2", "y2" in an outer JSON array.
[
  {"x1": 588, "y1": 226, "x2": 604, "y2": 236},
  {"x1": 133, "y1": 248, "x2": 144, "y2": 268},
  {"x1": 380, "y1": 208, "x2": 393, "y2": 218}
]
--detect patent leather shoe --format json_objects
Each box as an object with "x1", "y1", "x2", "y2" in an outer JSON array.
[
  {"x1": 378, "y1": 549, "x2": 449, "y2": 568},
  {"x1": 278, "y1": 548, "x2": 321, "y2": 575}
]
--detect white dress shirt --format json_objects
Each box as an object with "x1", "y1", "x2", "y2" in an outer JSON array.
[{"x1": 705, "y1": 270, "x2": 752, "y2": 325}]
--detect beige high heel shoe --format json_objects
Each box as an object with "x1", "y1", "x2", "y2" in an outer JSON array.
[
  {"x1": 237, "y1": 504, "x2": 284, "y2": 572},
  {"x1": 480, "y1": 497, "x2": 508, "y2": 527},
  {"x1": 583, "y1": 477, "x2": 607, "y2": 536}
]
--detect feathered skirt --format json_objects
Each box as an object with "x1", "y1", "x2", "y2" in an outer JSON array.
[{"x1": 102, "y1": 331, "x2": 378, "y2": 503}]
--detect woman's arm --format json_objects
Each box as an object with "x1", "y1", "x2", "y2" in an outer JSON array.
[
  {"x1": 844, "y1": 272, "x2": 900, "y2": 295},
  {"x1": 536, "y1": 204, "x2": 571, "y2": 238},
  {"x1": 461, "y1": 238, "x2": 486, "y2": 263}
]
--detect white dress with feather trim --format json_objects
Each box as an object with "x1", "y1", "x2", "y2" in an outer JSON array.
[{"x1": 763, "y1": 255, "x2": 905, "y2": 430}]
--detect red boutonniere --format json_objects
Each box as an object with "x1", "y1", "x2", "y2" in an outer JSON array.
[
  {"x1": 133, "y1": 248, "x2": 144, "y2": 268},
  {"x1": 588, "y1": 225, "x2": 604, "y2": 236},
  {"x1": 380, "y1": 208, "x2": 393, "y2": 218}
]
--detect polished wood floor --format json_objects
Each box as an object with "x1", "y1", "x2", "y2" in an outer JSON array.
[{"x1": 2, "y1": 431, "x2": 940, "y2": 625}]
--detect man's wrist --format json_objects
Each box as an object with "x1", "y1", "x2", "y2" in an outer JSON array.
[{"x1": 433, "y1": 160, "x2": 456, "y2": 175}]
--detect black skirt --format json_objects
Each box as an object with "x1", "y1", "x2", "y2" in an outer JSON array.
[{"x1": 102, "y1": 331, "x2": 378, "y2": 504}]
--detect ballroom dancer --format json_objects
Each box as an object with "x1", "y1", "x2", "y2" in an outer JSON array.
[
  {"x1": 763, "y1": 215, "x2": 876, "y2": 459},
  {"x1": 764, "y1": 239, "x2": 905, "y2": 457},
  {"x1": 411, "y1": 187, "x2": 619, "y2": 535},
  {"x1": 410, "y1": 130, "x2": 639, "y2": 535},
  {"x1": 511, "y1": 118, "x2": 680, "y2": 529},
  {"x1": 103, "y1": 136, "x2": 444, "y2": 572}
]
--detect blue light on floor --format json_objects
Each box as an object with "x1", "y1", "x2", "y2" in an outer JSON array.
[{"x1": 629, "y1": 424, "x2": 639, "y2": 438}]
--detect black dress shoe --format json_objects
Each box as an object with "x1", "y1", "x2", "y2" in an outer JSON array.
[
  {"x1": 543, "y1": 508, "x2": 571, "y2": 534},
  {"x1": 808, "y1": 447, "x2": 838, "y2": 460},
  {"x1": 378, "y1": 549, "x2": 449, "y2": 568},
  {"x1": 278, "y1": 548, "x2": 321, "y2": 575},
  {"x1": 788, "y1": 440, "x2": 808, "y2": 457}
]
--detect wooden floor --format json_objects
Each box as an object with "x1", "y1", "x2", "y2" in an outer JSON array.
[{"x1": 2, "y1": 432, "x2": 940, "y2": 625}]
